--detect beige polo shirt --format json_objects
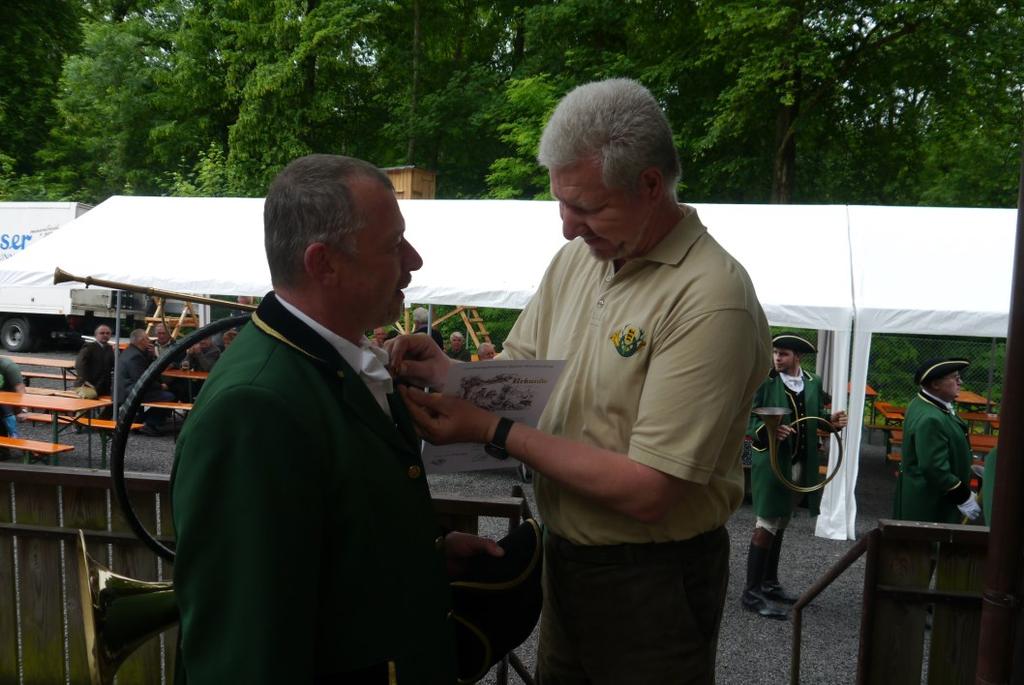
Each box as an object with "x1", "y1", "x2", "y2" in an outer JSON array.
[{"x1": 503, "y1": 205, "x2": 771, "y2": 545}]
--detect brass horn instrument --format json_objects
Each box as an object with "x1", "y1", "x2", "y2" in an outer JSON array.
[
  {"x1": 53, "y1": 267, "x2": 258, "y2": 311},
  {"x1": 752, "y1": 406, "x2": 845, "y2": 494},
  {"x1": 76, "y1": 532, "x2": 178, "y2": 685},
  {"x1": 56, "y1": 270, "x2": 254, "y2": 684}
]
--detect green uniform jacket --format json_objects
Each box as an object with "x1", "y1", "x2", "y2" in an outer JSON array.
[
  {"x1": 171, "y1": 294, "x2": 457, "y2": 684},
  {"x1": 982, "y1": 448, "x2": 997, "y2": 524},
  {"x1": 893, "y1": 393, "x2": 972, "y2": 524},
  {"x1": 748, "y1": 369, "x2": 826, "y2": 518}
]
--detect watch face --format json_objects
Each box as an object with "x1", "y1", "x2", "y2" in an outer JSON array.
[{"x1": 484, "y1": 443, "x2": 508, "y2": 460}]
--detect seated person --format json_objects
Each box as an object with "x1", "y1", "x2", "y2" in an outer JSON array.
[
  {"x1": 477, "y1": 342, "x2": 497, "y2": 361},
  {"x1": 117, "y1": 329, "x2": 176, "y2": 436},
  {"x1": 185, "y1": 336, "x2": 221, "y2": 372},
  {"x1": 153, "y1": 323, "x2": 176, "y2": 362},
  {"x1": 73, "y1": 324, "x2": 115, "y2": 400},
  {"x1": 0, "y1": 356, "x2": 27, "y2": 439},
  {"x1": 412, "y1": 306, "x2": 445, "y2": 348},
  {"x1": 446, "y1": 331, "x2": 472, "y2": 362},
  {"x1": 214, "y1": 296, "x2": 254, "y2": 349}
]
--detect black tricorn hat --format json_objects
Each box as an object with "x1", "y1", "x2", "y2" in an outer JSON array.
[
  {"x1": 450, "y1": 518, "x2": 543, "y2": 683},
  {"x1": 914, "y1": 358, "x2": 970, "y2": 386},
  {"x1": 772, "y1": 333, "x2": 816, "y2": 354}
]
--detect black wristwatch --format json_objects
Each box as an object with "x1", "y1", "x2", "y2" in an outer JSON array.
[{"x1": 484, "y1": 417, "x2": 514, "y2": 460}]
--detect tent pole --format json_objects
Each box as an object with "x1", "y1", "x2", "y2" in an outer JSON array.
[{"x1": 975, "y1": 144, "x2": 1024, "y2": 685}]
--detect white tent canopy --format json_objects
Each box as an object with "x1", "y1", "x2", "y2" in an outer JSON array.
[
  {"x1": 830, "y1": 205, "x2": 1018, "y2": 539},
  {"x1": 0, "y1": 196, "x2": 1015, "y2": 539},
  {"x1": 0, "y1": 196, "x2": 857, "y2": 319}
]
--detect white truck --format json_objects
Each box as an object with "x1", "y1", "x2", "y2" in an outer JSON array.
[{"x1": 0, "y1": 202, "x2": 146, "y2": 351}]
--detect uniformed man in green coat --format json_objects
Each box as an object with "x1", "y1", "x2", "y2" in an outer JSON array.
[
  {"x1": 171, "y1": 155, "x2": 502, "y2": 684},
  {"x1": 743, "y1": 334, "x2": 847, "y2": 619},
  {"x1": 893, "y1": 358, "x2": 981, "y2": 524}
]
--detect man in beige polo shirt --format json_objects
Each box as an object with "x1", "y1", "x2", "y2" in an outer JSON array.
[{"x1": 394, "y1": 78, "x2": 770, "y2": 684}]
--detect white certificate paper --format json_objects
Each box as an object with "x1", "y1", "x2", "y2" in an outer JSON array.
[{"x1": 421, "y1": 359, "x2": 566, "y2": 474}]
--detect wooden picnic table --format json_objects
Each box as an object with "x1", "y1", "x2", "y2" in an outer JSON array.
[
  {"x1": 0, "y1": 391, "x2": 110, "y2": 464},
  {"x1": 2, "y1": 354, "x2": 78, "y2": 389},
  {"x1": 852, "y1": 383, "x2": 880, "y2": 421},
  {"x1": 968, "y1": 434, "x2": 998, "y2": 455},
  {"x1": 849, "y1": 382, "x2": 879, "y2": 398},
  {"x1": 873, "y1": 401, "x2": 905, "y2": 425},
  {"x1": 162, "y1": 368, "x2": 210, "y2": 381},
  {"x1": 162, "y1": 368, "x2": 209, "y2": 402},
  {"x1": 1, "y1": 355, "x2": 75, "y2": 370},
  {"x1": 960, "y1": 411, "x2": 1000, "y2": 434},
  {"x1": 956, "y1": 389, "x2": 992, "y2": 408}
]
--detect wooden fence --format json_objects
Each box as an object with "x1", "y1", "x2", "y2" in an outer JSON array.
[
  {"x1": 0, "y1": 462, "x2": 526, "y2": 685},
  {"x1": 791, "y1": 518, "x2": 988, "y2": 684},
  {"x1": 857, "y1": 520, "x2": 987, "y2": 684}
]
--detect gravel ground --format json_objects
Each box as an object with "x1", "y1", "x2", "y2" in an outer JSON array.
[{"x1": 10, "y1": 350, "x2": 898, "y2": 684}]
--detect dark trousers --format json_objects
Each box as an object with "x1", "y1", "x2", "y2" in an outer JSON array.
[{"x1": 537, "y1": 527, "x2": 730, "y2": 685}]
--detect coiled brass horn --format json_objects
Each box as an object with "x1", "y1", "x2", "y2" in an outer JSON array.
[
  {"x1": 54, "y1": 269, "x2": 255, "y2": 684},
  {"x1": 752, "y1": 406, "x2": 845, "y2": 494},
  {"x1": 76, "y1": 531, "x2": 178, "y2": 685}
]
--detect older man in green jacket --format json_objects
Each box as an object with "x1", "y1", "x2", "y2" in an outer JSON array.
[
  {"x1": 172, "y1": 155, "x2": 501, "y2": 684},
  {"x1": 893, "y1": 358, "x2": 981, "y2": 524}
]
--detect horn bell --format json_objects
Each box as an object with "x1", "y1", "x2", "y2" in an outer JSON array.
[{"x1": 76, "y1": 530, "x2": 179, "y2": 685}]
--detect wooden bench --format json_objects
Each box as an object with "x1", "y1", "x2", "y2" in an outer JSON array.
[
  {"x1": 22, "y1": 412, "x2": 142, "y2": 432},
  {"x1": 21, "y1": 412, "x2": 142, "y2": 468},
  {"x1": 21, "y1": 370, "x2": 67, "y2": 383},
  {"x1": 142, "y1": 401, "x2": 193, "y2": 438},
  {"x1": 23, "y1": 386, "x2": 79, "y2": 398},
  {"x1": 969, "y1": 434, "x2": 998, "y2": 455},
  {"x1": 0, "y1": 435, "x2": 75, "y2": 464},
  {"x1": 141, "y1": 401, "x2": 194, "y2": 412},
  {"x1": 873, "y1": 401, "x2": 905, "y2": 425},
  {"x1": 884, "y1": 429, "x2": 904, "y2": 467}
]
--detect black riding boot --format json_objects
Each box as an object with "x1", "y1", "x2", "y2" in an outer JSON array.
[
  {"x1": 741, "y1": 542, "x2": 789, "y2": 619},
  {"x1": 762, "y1": 530, "x2": 800, "y2": 604}
]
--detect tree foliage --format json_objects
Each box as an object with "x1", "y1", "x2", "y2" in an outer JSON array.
[{"x1": 1, "y1": 0, "x2": 1020, "y2": 207}]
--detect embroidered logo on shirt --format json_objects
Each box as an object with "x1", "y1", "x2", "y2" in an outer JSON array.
[{"x1": 610, "y1": 325, "x2": 647, "y2": 357}]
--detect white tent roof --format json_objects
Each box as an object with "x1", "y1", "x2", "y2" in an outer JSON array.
[
  {"x1": 697, "y1": 203, "x2": 853, "y2": 331},
  {"x1": 0, "y1": 196, "x2": 856, "y2": 328},
  {"x1": 849, "y1": 205, "x2": 1016, "y2": 337}
]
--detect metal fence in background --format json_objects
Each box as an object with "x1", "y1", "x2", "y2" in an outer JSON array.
[
  {"x1": 769, "y1": 326, "x2": 1006, "y2": 415},
  {"x1": 868, "y1": 333, "x2": 1006, "y2": 410}
]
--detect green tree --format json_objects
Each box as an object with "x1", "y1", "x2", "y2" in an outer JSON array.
[{"x1": 0, "y1": 0, "x2": 82, "y2": 194}]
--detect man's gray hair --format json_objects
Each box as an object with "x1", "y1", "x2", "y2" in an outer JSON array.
[
  {"x1": 129, "y1": 329, "x2": 148, "y2": 345},
  {"x1": 538, "y1": 78, "x2": 680, "y2": 198},
  {"x1": 412, "y1": 307, "x2": 429, "y2": 325},
  {"x1": 264, "y1": 154, "x2": 394, "y2": 288},
  {"x1": 450, "y1": 331, "x2": 464, "y2": 341}
]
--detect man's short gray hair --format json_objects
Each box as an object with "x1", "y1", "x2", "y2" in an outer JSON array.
[
  {"x1": 450, "y1": 332, "x2": 464, "y2": 341},
  {"x1": 412, "y1": 307, "x2": 429, "y2": 325},
  {"x1": 129, "y1": 329, "x2": 148, "y2": 345},
  {"x1": 538, "y1": 78, "x2": 680, "y2": 198},
  {"x1": 264, "y1": 154, "x2": 394, "y2": 288}
]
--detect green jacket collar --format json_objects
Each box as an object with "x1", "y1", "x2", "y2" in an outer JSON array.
[{"x1": 251, "y1": 293, "x2": 420, "y2": 455}]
